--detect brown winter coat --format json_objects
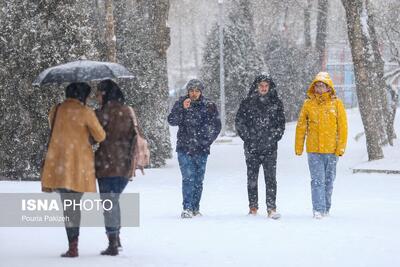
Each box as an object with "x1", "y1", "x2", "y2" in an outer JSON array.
[
  {"x1": 95, "y1": 101, "x2": 136, "y2": 179},
  {"x1": 41, "y1": 98, "x2": 106, "y2": 193}
]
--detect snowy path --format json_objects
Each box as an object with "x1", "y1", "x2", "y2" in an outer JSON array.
[{"x1": 1, "y1": 108, "x2": 399, "y2": 267}]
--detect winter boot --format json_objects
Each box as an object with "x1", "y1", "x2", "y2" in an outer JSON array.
[
  {"x1": 267, "y1": 209, "x2": 281, "y2": 220},
  {"x1": 117, "y1": 234, "x2": 123, "y2": 251},
  {"x1": 181, "y1": 209, "x2": 193, "y2": 219},
  {"x1": 248, "y1": 207, "x2": 258, "y2": 215},
  {"x1": 101, "y1": 233, "x2": 119, "y2": 256},
  {"x1": 61, "y1": 237, "x2": 79, "y2": 258}
]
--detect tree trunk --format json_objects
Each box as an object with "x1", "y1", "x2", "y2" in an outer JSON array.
[
  {"x1": 365, "y1": 0, "x2": 391, "y2": 145},
  {"x1": 178, "y1": 15, "x2": 183, "y2": 81},
  {"x1": 154, "y1": 0, "x2": 170, "y2": 57},
  {"x1": 341, "y1": 0, "x2": 383, "y2": 160},
  {"x1": 304, "y1": 0, "x2": 312, "y2": 48},
  {"x1": 113, "y1": 0, "x2": 172, "y2": 167},
  {"x1": 316, "y1": 0, "x2": 328, "y2": 68},
  {"x1": 386, "y1": 85, "x2": 398, "y2": 145},
  {"x1": 105, "y1": 0, "x2": 117, "y2": 62},
  {"x1": 191, "y1": 20, "x2": 199, "y2": 75}
]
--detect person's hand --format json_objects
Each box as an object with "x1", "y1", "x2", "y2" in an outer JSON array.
[
  {"x1": 295, "y1": 151, "x2": 302, "y2": 156},
  {"x1": 335, "y1": 149, "x2": 345, "y2": 157},
  {"x1": 183, "y1": 98, "x2": 191, "y2": 109}
]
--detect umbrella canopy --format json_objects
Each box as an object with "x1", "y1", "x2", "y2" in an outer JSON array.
[{"x1": 32, "y1": 60, "x2": 134, "y2": 86}]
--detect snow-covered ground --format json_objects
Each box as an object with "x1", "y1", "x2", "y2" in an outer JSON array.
[{"x1": 1, "y1": 108, "x2": 399, "y2": 267}]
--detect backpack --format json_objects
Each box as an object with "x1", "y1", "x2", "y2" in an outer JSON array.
[{"x1": 128, "y1": 106, "x2": 150, "y2": 178}]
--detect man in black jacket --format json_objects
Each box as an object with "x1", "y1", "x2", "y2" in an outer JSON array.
[
  {"x1": 168, "y1": 79, "x2": 221, "y2": 218},
  {"x1": 235, "y1": 75, "x2": 285, "y2": 219}
]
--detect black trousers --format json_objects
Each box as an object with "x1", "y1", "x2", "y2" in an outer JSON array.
[
  {"x1": 58, "y1": 189, "x2": 84, "y2": 242},
  {"x1": 245, "y1": 150, "x2": 277, "y2": 210}
]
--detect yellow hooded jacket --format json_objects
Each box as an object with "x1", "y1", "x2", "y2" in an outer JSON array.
[{"x1": 295, "y1": 72, "x2": 348, "y2": 156}]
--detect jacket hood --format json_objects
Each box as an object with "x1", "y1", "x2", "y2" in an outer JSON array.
[
  {"x1": 248, "y1": 74, "x2": 277, "y2": 98},
  {"x1": 307, "y1": 72, "x2": 336, "y2": 98}
]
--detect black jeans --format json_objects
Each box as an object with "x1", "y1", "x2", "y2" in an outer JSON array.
[
  {"x1": 245, "y1": 150, "x2": 277, "y2": 210},
  {"x1": 98, "y1": 176, "x2": 129, "y2": 234},
  {"x1": 58, "y1": 189, "x2": 84, "y2": 242}
]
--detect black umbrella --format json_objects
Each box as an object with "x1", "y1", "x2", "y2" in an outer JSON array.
[{"x1": 32, "y1": 60, "x2": 134, "y2": 86}]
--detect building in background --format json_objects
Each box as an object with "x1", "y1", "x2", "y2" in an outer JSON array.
[
  {"x1": 325, "y1": 42, "x2": 357, "y2": 108},
  {"x1": 325, "y1": 42, "x2": 400, "y2": 108}
]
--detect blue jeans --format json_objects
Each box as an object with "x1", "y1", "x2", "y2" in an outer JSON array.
[
  {"x1": 177, "y1": 152, "x2": 208, "y2": 212},
  {"x1": 307, "y1": 153, "x2": 338, "y2": 213},
  {"x1": 98, "y1": 176, "x2": 129, "y2": 234}
]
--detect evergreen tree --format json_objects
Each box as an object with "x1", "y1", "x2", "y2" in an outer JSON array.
[
  {"x1": 0, "y1": 0, "x2": 173, "y2": 179},
  {"x1": 263, "y1": 34, "x2": 318, "y2": 122},
  {"x1": 201, "y1": 0, "x2": 265, "y2": 132},
  {"x1": 0, "y1": 1, "x2": 99, "y2": 179}
]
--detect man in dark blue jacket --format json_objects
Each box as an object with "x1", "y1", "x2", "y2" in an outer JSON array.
[
  {"x1": 168, "y1": 79, "x2": 221, "y2": 218},
  {"x1": 235, "y1": 75, "x2": 285, "y2": 219}
]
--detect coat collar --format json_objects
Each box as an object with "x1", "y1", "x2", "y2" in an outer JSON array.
[{"x1": 65, "y1": 98, "x2": 84, "y2": 105}]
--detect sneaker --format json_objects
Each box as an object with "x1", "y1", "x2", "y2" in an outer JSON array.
[
  {"x1": 313, "y1": 211, "x2": 323, "y2": 219},
  {"x1": 323, "y1": 212, "x2": 330, "y2": 217},
  {"x1": 192, "y1": 210, "x2": 203, "y2": 217},
  {"x1": 267, "y1": 209, "x2": 281, "y2": 220},
  {"x1": 181, "y1": 210, "x2": 193, "y2": 219},
  {"x1": 248, "y1": 207, "x2": 258, "y2": 215}
]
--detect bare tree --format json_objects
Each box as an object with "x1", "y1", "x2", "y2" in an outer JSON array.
[
  {"x1": 341, "y1": 0, "x2": 384, "y2": 160},
  {"x1": 315, "y1": 0, "x2": 328, "y2": 68},
  {"x1": 376, "y1": 0, "x2": 400, "y2": 145},
  {"x1": 379, "y1": 1, "x2": 400, "y2": 82},
  {"x1": 365, "y1": 1, "x2": 391, "y2": 145},
  {"x1": 104, "y1": 0, "x2": 117, "y2": 62}
]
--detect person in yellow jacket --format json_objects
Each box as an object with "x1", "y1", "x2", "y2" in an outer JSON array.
[{"x1": 295, "y1": 72, "x2": 348, "y2": 219}]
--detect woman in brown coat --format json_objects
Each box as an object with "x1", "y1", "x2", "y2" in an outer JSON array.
[
  {"x1": 41, "y1": 82, "x2": 106, "y2": 257},
  {"x1": 95, "y1": 79, "x2": 136, "y2": 256}
]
